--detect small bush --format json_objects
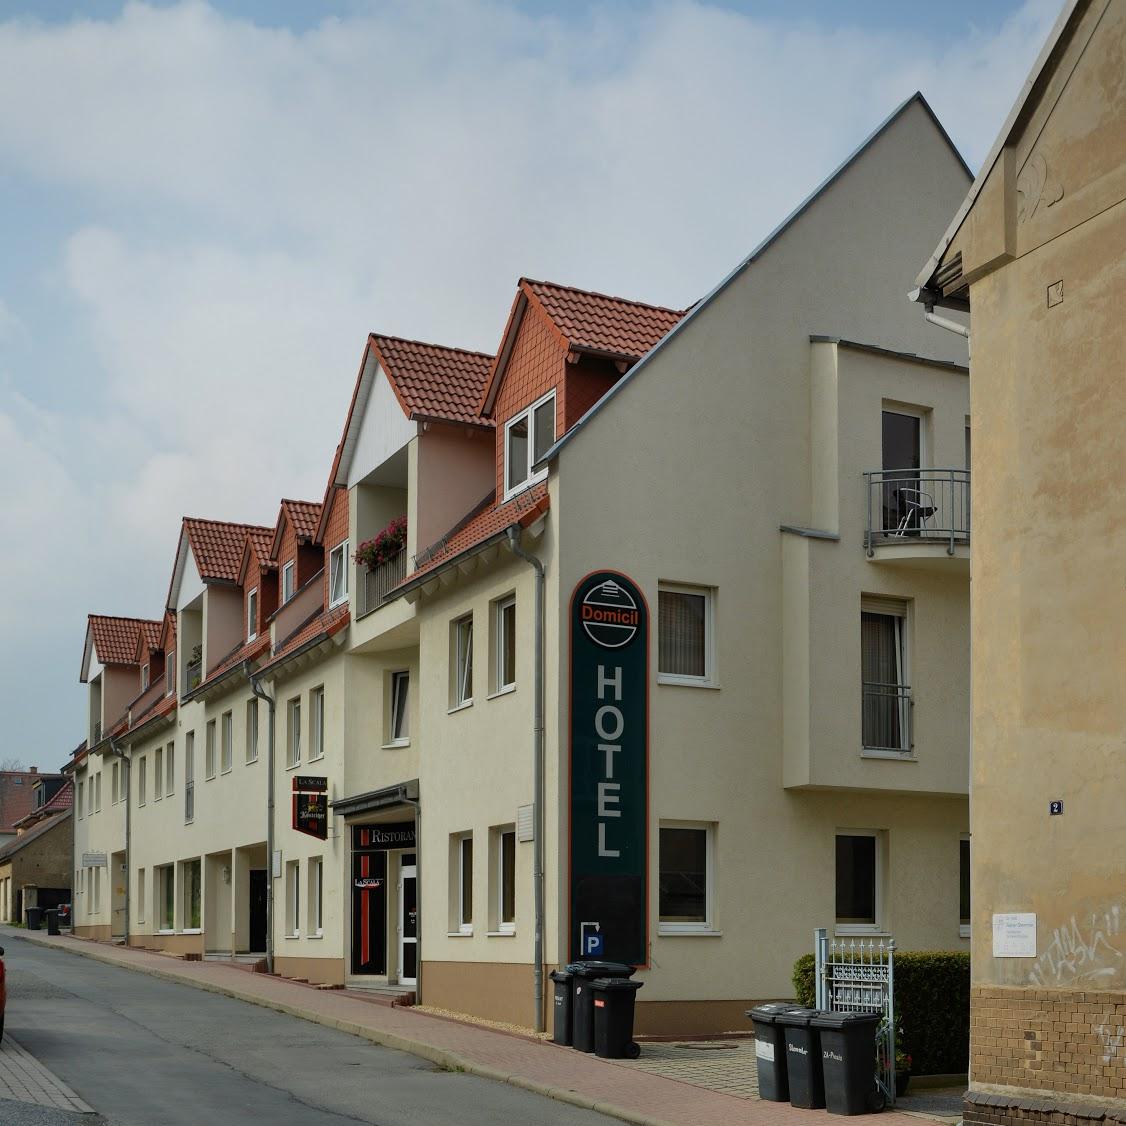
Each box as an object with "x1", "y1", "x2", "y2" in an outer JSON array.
[{"x1": 791, "y1": 949, "x2": 969, "y2": 1076}]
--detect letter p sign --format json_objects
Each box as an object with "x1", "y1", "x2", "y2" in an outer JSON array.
[{"x1": 580, "y1": 922, "x2": 604, "y2": 957}]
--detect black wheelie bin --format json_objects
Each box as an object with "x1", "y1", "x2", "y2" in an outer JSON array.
[
  {"x1": 777, "y1": 1007, "x2": 826, "y2": 1109},
  {"x1": 591, "y1": 977, "x2": 644, "y2": 1059},
  {"x1": 570, "y1": 961, "x2": 636, "y2": 1053},
  {"x1": 550, "y1": 968, "x2": 574, "y2": 1045},
  {"x1": 747, "y1": 1003, "x2": 802, "y2": 1101},
  {"x1": 811, "y1": 1010, "x2": 885, "y2": 1115}
]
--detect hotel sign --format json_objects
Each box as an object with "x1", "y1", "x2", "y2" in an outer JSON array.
[{"x1": 569, "y1": 571, "x2": 648, "y2": 965}]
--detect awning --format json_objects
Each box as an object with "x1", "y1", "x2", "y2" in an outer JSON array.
[{"x1": 330, "y1": 779, "x2": 419, "y2": 818}]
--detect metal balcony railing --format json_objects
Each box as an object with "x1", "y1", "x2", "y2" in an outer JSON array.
[
  {"x1": 184, "y1": 657, "x2": 202, "y2": 694},
  {"x1": 864, "y1": 469, "x2": 970, "y2": 556},
  {"x1": 358, "y1": 548, "x2": 407, "y2": 617},
  {"x1": 862, "y1": 682, "x2": 913, "y2": 753}
]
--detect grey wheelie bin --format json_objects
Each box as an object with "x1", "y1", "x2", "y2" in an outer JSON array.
[
  {"x1": 777, "y1": 1007, "x2": 826, "y2": 1109},
  {"x1": 591, "y1": 977, "x2": 644, "y2": 1059},
  {"x1": 44, "y1": 908, "x2": 60, "y2": 935},
  {"x1": 570, "y1": 961, "x2": 636, "y2": 1053},
  {"x1": 25, "y1": 906, "x2": 42, "y2": 930},
  {"x1": 747, "y1": 1003, "x2": 802, "y2": 1101},
  {"x1": 550, "y1": 968, "x2": 574, "y2": 1045},
  {"x1": 811, "y1": 1010, "x2": 885, "y2": 1115}
]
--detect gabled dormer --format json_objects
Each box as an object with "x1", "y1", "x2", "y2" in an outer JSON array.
[
  {"x1": 478, "y1": 278, "x2": 685, "y2": 503},
  {"x1": 238, "y1": 529, "x2": 278, "y2": 643},
  {"x1": 80, "y1": 615, "x2": 161, "y2": 746},
  {"x1": 270, "y1": 500, "x2": 322, "y2": 608}
]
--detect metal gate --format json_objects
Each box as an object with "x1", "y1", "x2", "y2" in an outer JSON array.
[{"x1": 814, "y1": 928, "x2": 896, "y2": 1105}]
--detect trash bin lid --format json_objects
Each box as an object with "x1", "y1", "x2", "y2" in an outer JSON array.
[
  {"x1": 747, "y1": 1003, "x2": 801, "y2": 1024},
  {"x1": 810, "y1": 1010, "x2": 882, "y2": 1030},
  {"x1": 590, "y1": 978, "x2": 644, "y2": 993},
  {"x1": 570, "y1": 960, "x2": 636, "y2": 979},
  {"x1": 549, "y1": 969, "x2": 573, "y2": 983},
  {"x1": 775, "y1": 1006, "x2": 820, "y2": 1028}
]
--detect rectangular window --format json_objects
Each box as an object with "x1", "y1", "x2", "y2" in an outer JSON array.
[
  {"x1": 111, "y1": 762, "x2": 120, "y2": 804},
  {"x1": 503, "y1": 390, "x2": 555, "y2": 498},
  {"x1": 329, "y1": 541, "x2": 349, "y2": 607},
  {"x1": 451, "y1": 614, "x2": 474, "y2": 708},
  {"x1": 221, "y1": 710, "x2": 233, "y2": 773},
  {"x1": 286, "y1": 860, "x2": 300, "y2": 937},
  {"x1": 246, "y1": 699, "x2": 259, "y2": 763},
  {"x1": 247, "y1": 588, "x2": 258, "y2": 641},
  {"x1": 659, "y1": 823, "x2": 714, "y2": 933},
  {"x1": 165, "y1": 650, "x2": 175, "y2": 695},
  {"x1": 137, "y1": 868, "x2": 145, "y2": 923},
  {"x1": 491, "y1": 827, "x2": 516, "y2": 934},
  {"x1": 182, "y1": 859, "x2": 201, "y2": 930},
  {"x1": 138, "y1": 757, "x2": 147, "y2": 806},
  {"x1": 287, "y1": 698, "x2": 301, "y2": 767},
  {"x1": 658, "y1": 585, "x2": 714, "y2": 684},
  {"x1": 494, "y1": 595, "x2": 516, "y2": 693},
  {"x1": 282, "y1": 560, "x2": 295, "y2": 603},
  {"x1": 166, "y1": 742, "x2": 175, "y2": 796},
  {"x1": 457, "y1": 834, "x2": 473, "y2": 933},
  {"x1": 389, "y1": 671, "x2": 410, "y2": 744},
  {"x1": 154, "y1": 748, "x2": 163, "y2": 801},
  {"x1": 861, "y1": 597, "x2": 911, "y2": 752},
  {"x1": 77, "y1": 780, "x2": 84, "y2": 818},
  {"x1": 959, "y1": 836, "x2": 971, "y2": 937},
  {"x1": 184, "y1": 732, "x2": 194, "y2": 822},
  {"x1": 95, "y1": 772, "x2": 102, "y2": 812},
  {"x1": 158, "y1": 865, "x2": 174, "y2": 931},
  {"x1": 309, "y1": 687, "x2": 325, "y2": 760},
  {"x1": 141, "y1": 663, "x2": 150, "y2": 691},
  {"x1": 205, "y1": 720, "x2": 216, "y2": 779},
  {"x1": 93, "y1": 867, "x2": 100, "y2": 912},
  {"x1": 836, "y1": 831, "x2": 882, "y2": 934},
  {"x1": 308, "y1": 857, "x2": 323, "y2": 936}
]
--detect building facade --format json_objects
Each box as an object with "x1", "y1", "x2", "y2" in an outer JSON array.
[
  {"x1": 72, "y1": 93, "x2": 973, "y2": 1037},
  {"x1": 914, "y1": 0, "x2": 1126, "y2": 1120}
]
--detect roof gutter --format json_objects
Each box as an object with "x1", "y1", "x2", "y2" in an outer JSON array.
[{"x1": 392, "y1": 529, "x2": 514, "y2": 601}]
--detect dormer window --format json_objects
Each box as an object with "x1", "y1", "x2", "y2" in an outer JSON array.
[
  {"x1": 504, "y1": 390, "x2": 555, "y2": 499},
  {"x1": 282, "y1": 561, "x2": 295, "y2": 603},
  {"x1": 141, "y1": 663, "x2": 150, "y2": 691},
  {"x1": 247, "y1": 588, "x2": 258, "y2": 641},
  {"x1": 329, "y1": 541, "x2": 349, "y2": 608},
  {"x1": 165, "y1": 650, "x2": 175, "y2": 696}
]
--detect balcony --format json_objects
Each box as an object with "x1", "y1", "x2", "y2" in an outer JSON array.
[
  {"x1": 358, "y1": 548, "x2": 407, "y2": 618},
  {"x1": 184, "y1": 656, "x2": 202, "y2": 695},
  {"x1": 862, "y1": 682, "x2": 913, "y2": 756},
  {"x1": 864, "y1": 469, "x2": 969, "y2": 570}
]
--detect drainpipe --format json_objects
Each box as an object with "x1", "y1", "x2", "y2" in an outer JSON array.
[
  {"x1": 402, "y1": 794, "x2": 422, "y2": 1005},
  {"x1": 246, "y1": 665, "x2": 276, "y2": 974},
  {"x1": 106, "y1": 738, "x2": 130, "y2": 946},
  {"x1": 506, "y1": 525, "x2": 546, "y2": 1034},
  {"x1": 923, "y1": 303, "x2": 971, "y2": 358}
]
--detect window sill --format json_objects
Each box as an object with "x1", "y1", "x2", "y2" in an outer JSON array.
[
  {"x1": 658, "y1": 926, "x2": 722, "y2": 937},
  {"x1": 447, "y1": 701, "x2": 474, "y2": 715},
  {"x1": 306, "y1": 933, "x2": 324, "y2": 941},
  {"x1": 381, "y1": 739, "x2": 411, "y2": 750},
  {"x1": 487, "y1": 929, "x2": 516, "y2": 937},
  {"x1": 245, "y1": 757, "x2": 258, "y2": 766},
  {"x1": 285, "y1": 761, "x2": 303, "y2": 771},
  {"x1": 329, "y1": 597, "x2": 348, "y2": 611},
  {"x1": 205, "y1": 775, "x2": 215, "y2": 783},
  {"x1": 284, "y1": 933, "x2": 301, "y2": 941},
  {"x1": 308, "y1": 754, "x2": 325, "y2": 763},
  {"x1": 447, "y1": 929, "x2": 473, "y2": 938},
  {"x1": 221, "y1": 768, "x2": 232, "y2": 776},
  {"x1": 835, "y1": 927, "x2": 890, "y2": 938},
  {"x1": 182, "y1": 928, "x2": 202, "y2": 935},
  {"x1": 861, "y1": 749, "x2": 916, "y2": 761},
  {"x1": 657, "y1": 675, "x2": 720, "y2": 690},
  {"x1": 502, "y1": 472, "x2": 548, "y2": 505},
  {"x1": 487, "y1": 686, "x2": 516, "y2": 701}
]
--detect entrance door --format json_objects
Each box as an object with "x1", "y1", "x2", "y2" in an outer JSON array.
[
  {"x1": 248, "y1": 870, "x2": 267, "y2": 953},
  {"x1": 351, "y1": 850, "x2": 388, "y2": 975},
  {"x1": 882, "y1": 410, "x2": 922, "y2": 533},
  {"x1": 398, "y1": 854, "x2": 418, "y2": 986}
]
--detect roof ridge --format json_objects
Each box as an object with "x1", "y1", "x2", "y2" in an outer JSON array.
[
  {"x1": 371, "y1": 332, "x2": 494, "y2": 361},
  {"x1": 88, "y1": 613, "x2": 162, "y2": 624},
  {"x1": 522, "y1": 276, "x2": 686, "y2": 316},
  {"x1": 184, "y1": 516, "x2": 273, "y2": 532},
  {"x1": 280, "y1": 498, "x2": 321, "y2": 508}
]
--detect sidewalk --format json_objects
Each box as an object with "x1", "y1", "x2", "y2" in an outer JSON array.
[
  {"x1": 2, "y1": 927, "x2": 934, "y2": 1126},
  {"x1": 0, "y1": 1031, "x2": 94, "y2": 1115}
]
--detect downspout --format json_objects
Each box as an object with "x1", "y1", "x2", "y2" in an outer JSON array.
[
  {"x1": 402, "y1": 794, "x2": 422, "y2": 1005},
  {"x1": 923, "y1": 302, "x2": 971, "y2": 357},
  {"x1": 246, "y1": 664, "x2": 276, "y2": 975},
  {"x1": 506, "y1": 525, "x2": 546, "y2": 1034},
  {"x1": 106, "y1": 738, "x2": 130, "y2": 946}
]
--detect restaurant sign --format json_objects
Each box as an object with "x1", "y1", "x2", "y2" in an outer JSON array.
[{"x1": 292, "y1": 776, "x2": 328, "y2": 840}]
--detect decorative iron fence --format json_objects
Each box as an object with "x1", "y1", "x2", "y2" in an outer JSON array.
[
  {"x1": 865, "y1": 469, "x2": 970, "y2": 556},
  {"x1": 358, "y1": 548, "x2": 406, "y2": 617},
  {"x1": 815, "y1": 928, "x2": 897, "y2": 1106}
]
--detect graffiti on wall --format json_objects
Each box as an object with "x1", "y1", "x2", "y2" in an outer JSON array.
[
  {"x1": 1028, "y1": 904, "x2": 1124, "y2": 988},
  {"x1": 1095, "y1": 1017, "x2": 1126, "y2": 1066}
]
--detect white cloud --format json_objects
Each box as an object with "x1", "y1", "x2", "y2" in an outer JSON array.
[{"x1": 0, "y1": 0, "x2": 1061, "y2": 763}]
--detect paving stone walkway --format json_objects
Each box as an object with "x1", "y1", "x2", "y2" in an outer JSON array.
[
  {"x1": 0, "y1": 1034, "x2": 94, "y2": 1114},
  {"x1": 619, "y1": 1040, "x2": 761, "y2": 1099}
]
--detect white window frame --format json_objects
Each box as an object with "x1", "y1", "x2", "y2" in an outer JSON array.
[
  {"x1": 246, "y1": 699, "x2": 259, "y2": 763},
  {"x1": 141, "y1": 663, "x2": 150, "y2": 691},
  {"x1": 450, "y1": 614, "x2": 474, "y2": 710},
  {"x1": 286, "y1": 860, "x2": 300, "y2": 937},
  {"x1": 137, "y1": 867, "x2": 145, "y2": 924},
  {"x1": 835, "y1": 829, "x2": 885, "y2": 937},
  {"x1": 95, "y1": 772, "x2": 101, "y2": 812},
  {"x1": 328, "y1": 540, "x2": 349, "y2": 608},
  {"x1": 457, "y1": 833, "x2": 473, "y2": 934},
  {"x1": 138, "y1": 756, "x2": 146, "y2": 807},
  {"x1": 205, "y1": 719, "x2": 216, "y2": 780},
  {"x1": 492, "y1": 826, "x2": 516, "y2": 935},
  {"x1": 111, "y1": 761, "x2": 119, "y2": 804},
  {"x1": 282, "y1": 560, "x2": 295, "y2": 604},
  {"x1": 503, "y1": 389, "x2": 555, "y2": 500},
  {"x1": 157, "y1": 865, "x2": 174, "y2": 933},
  {"x1": 657, "y1": 821, "x2": 717, "y2": 936},
  {"x1": 221, "y1": 710, "x2": 233, "y2": 774},
  {"x1": 657, "y1": 583, "x2": 717, "y2": 687},
  {"x1": 308, "y1": 857, "x2": 323, "y2": 937},
  {"x1": 959, "y1": 833, "x2": 971, "y2": 938},
  {"x1": 387, "y1": 670, "x2": 410, "y2": 746},
  {"x1": 309, "y1": 687, "x2": 325, "y2": 761},
  {"x1": 860, "y1": 595, "x2": 912, "y2": 757},
  {"x1": 287, "y1": 698, "x2": 301, "y2": 767},
  {"x1": 493, "y1": 595, "x2": 516, "y2": 695},
  {"x1": 166, "y1": 742, "x2": 175, "y2": 796},
  {"x1": 247, "y1": 588, "x2": 258, "y2": 642},
  {"x1": 154, "y1": 747, "x2": 163, "y2": 801},
  {"x1": 77, "y1": 780, "x2": 84, "y2": 818},
  {"x1": 165, "y1": 650, "x2": 175, "y2": 696}
]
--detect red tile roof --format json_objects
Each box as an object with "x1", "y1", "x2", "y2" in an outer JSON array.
[
  {"x1": 371, "y1": 335, "x2": 495, "y2": 428},
  {"x1": 262, "y1": 604, "x2": 350, "y2": 674},
  {"x1": 525, "y1": 278, "x2": 685, "y2": 359},
  {"x1": 281, "y1": 500, "x2": 322, "y2": 542},
  {"x1": 191, "y1": 634, "x2": 271, "y2": 696},
  {"x1": 403, "y1": 483, "x2": 550, "y2": 588},
  {"x1": 14, "y1": 780, "x2": 75, "y2": 828},
  {"x1": 185, "y1": 518, "x2": 273, "y2": 583},
  {"x1": 88, "y1": 615, "x2": 160, "y2": 666}
]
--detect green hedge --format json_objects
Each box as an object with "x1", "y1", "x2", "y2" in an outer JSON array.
[{"x1": 791, "y1": 950, "x2": 969, "y2": 1076}]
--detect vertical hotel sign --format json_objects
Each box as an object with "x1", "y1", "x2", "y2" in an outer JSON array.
[{"x1": 570, "y1": 571, "x2": 648, "y2": 965}]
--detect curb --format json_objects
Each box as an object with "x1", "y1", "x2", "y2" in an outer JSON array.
[{"x1": 6, "y1": 931, "x2": 676, "y2": 1126}]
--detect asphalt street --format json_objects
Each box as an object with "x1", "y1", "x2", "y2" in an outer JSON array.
[{"x1": 2, "y1": 935, "x2": 614, "y2": 1126}]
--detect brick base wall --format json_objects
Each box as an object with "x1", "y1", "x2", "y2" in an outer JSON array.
[
  {"x1": 965, "y1": 1090, "x2": 1126, "y2": 1126},
  {"x1": 972, "y1": 985, "x2": 1126, "y2": 1110}
]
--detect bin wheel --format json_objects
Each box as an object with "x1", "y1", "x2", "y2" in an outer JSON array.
[
  {"x1": 869, "y1": 1083, "x2": 887, "y2": 1113},
  {"x1": 626, "y1": 1042, "x2": 641, "y2": 1060}
]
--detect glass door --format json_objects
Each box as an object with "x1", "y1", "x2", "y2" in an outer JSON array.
[
  {"x1": 882, "y1": 410, "x2": 922, "y2": 535},
  {"x1": 398, "y1": 854, "x2": 417, "y2": 986}
]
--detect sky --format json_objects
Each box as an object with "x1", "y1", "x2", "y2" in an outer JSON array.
[{"x1": 0, "y1": 0, "x2": 1062, "y2": 769}]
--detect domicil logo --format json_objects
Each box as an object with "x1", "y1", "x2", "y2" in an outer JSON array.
[{"x1": 580, "y1": 579, "x2": 640, "y2": 648}]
